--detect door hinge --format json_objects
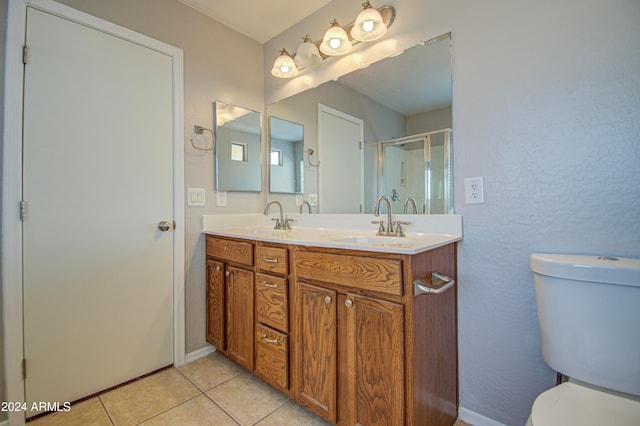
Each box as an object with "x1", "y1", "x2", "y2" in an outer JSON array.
[
  {"x1": 23, "y1": 45, "x2": 29, "y2": 64},
  {"x1": 22, "y1": 359, "x2": 27, "y2": 379},
  {"x1": 19, "y1": 201, "x2": 27, "y2": 221}
]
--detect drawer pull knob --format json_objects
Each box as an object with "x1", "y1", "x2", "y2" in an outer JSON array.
[
  {"x1": 263, "y1": 257, "x2": 278, "y2": 263},
  {"x1": 262, "y1": 334, "x2": 279, "y2": 344},
  {"x1": 262, "y1": 282, "x2": 278, "y2": 288},
  {"x1": 324, "y1": 296, "x2": 332, "y2": 305},
  {"x1": 345, "y1": 299, "x2": 353, "y2": 308}
]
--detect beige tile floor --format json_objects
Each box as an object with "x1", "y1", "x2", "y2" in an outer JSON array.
[{"x1": 29, "y1": 351, "x2": 473, "y2": 426}]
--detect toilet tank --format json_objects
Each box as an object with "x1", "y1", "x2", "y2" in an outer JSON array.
[{"x1": 530, "y1": 253, "x2": 640, "y2": 397}]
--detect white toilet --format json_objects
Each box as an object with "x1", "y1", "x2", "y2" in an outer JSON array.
[{"x1": 528, "y1": 253, "x2": 640, "y2": 426}]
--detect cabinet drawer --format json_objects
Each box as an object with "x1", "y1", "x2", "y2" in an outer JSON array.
[
  {"x1": 295, "y1": 251, "x2": 403, "y2": 296},
  {"x1": 255, "y1": 324, "x2": 289, "y2": 390},
  {"x1": 256, "y1": 245, "x2": 288, "y2": 275},
  {"x1": 256, "y1": 273, "x2": 289, "y2": 332},
  {"x1": 206, "y1": 236, "x2": 253, "y2": 266}
]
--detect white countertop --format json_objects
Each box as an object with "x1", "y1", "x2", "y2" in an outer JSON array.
[{"x1": 202, "y1": 213, "x2": 462, "y2": 254}]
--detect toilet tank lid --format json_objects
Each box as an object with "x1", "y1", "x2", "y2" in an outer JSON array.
[{"x1": 530, "y1": 253, "x2": 640, "y2": 287}]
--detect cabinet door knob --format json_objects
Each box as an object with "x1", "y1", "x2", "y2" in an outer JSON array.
[
  {"x1": 216, "y1": 266, "x2": 221, "y2": 271},
  {"x1": 324, "y1": 296, "x2": 332, "y2": 305},
  {"x1": 225, "y1": 271, "x2": 230, "y2": 277},
  {"x1": 345, "y1": 299, "x2": 353, "y2": 308}
]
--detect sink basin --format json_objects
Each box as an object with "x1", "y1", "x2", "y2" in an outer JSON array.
[
  {"x1": 324, "y1": 234, "x2": 413, "y2": 247},
  {"x1": 224, "y1": 227, "x2": 293, "y2": 237}
]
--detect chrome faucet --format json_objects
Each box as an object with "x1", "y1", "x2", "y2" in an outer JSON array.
[
  {"x1": 404, "y1": 196, "x2": 418, "y2": 214},
  {"x1": 373, "y1": 195, "x2": 394, "y2": 236},
  {"x1": 263, "y1": 201, "x2": 292, "y2": 230},
  {"x1": 299, "y1": 200, "x2": 312, "y2": 214}
]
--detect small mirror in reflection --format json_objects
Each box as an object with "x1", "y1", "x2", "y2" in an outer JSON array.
[{"x1": 269, "y1": 116, "x2": 304, "y2": 194}]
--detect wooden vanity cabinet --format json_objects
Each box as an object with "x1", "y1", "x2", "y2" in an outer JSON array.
[
  {"x1": 206, "y1": 236, "x2": 254, "y2": 371},
  {"x1": 206, "y1": 233, "x2": 458, "y2": 426},
  {"x1": 292, "y1": 243, "x2": 458, "y2": 426}
]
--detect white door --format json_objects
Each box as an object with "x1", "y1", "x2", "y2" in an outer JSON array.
[
  {"x1": 317, "y1": 104, "x2": 364, "y2": 213},
  {"x1": 22, "y1": 7, "x2": 174, "y2": 415}
]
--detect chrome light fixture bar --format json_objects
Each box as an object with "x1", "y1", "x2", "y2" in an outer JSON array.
[{"x1": 270, "y1": 2, "x2": 395, "y2": 79}]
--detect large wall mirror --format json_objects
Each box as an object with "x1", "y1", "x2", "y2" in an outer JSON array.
[
  {"x1": 269, "y1": 116, "x2": 304, "y2": 194},
  {"x1": 267, "y1": 33, "x2": 452, "y2": 213},
  {"x1": 215, "y1": 101, "x2": 262, "y2": 192}
]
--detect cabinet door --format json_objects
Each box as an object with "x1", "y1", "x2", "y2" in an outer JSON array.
[
  {"x1": 297, "y1": 282, "x2": 337, "y2": 422},
  {"x1": 206, "y1": 259, "x2": 226, "y2": 350},
  {"x1": 226, "y1": 265, "x2": 255, "y2": 370},
  {"x1": 345, "y1": 294, "x2": 404, "y2": 426}
]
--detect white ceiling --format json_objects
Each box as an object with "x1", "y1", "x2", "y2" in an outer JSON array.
[{"x1": 176, "y1": 0, "x2": 333, "y2": 43}]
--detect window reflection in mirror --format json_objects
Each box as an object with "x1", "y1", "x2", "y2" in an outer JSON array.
[
  {"x1": 215, "y1": 101, "x2": 262, "y2": 192},
  {"x1": 268, "y1": 116, "x2": 304, "y2": 194}
]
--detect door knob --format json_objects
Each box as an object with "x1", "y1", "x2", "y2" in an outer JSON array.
[
  {"x1": 157, "y1": 220, "x2": 172, "y2": 231},
  {"x1": 345, "y1": 299, "x2": 353, "y2": 308}
]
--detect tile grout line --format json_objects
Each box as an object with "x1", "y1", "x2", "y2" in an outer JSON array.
[
  {"x1": 174, "y1": 366, "x2": 243, "y2": 425},
  {"x1": 127, "y1": 368, "x2": 206, "y2": 425},
  {"x1": 176, "y1": 361, "x2": 248, "y2": 393},
  {"x1": 132, "y1": 393, "x2": 204, "y2": 426},
  {"x1": 200, "y1": 392, "x2": 242, "y2": 426},
  {"x1": 97, "y1": 395, "x2": 116, "y2": 426},
  {"x1": 250, "y1": 399, "x2": 292, "y2": 426}
]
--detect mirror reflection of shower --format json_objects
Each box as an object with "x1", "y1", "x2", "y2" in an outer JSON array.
[{"x1": 378, "y1": 128, "x2": 452, "y2": 214}]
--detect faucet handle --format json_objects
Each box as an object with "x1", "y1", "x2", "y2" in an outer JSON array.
[
  {"x1": 371, "y1": 220, "x2": 385, "y2": 235},
  {"x1": 271, "y1": 217, "x2": 283, "y2": 229},
  {"x1": 284, "y1": 218, "x2": 294, "y2": 230},
  {"x1": 396, "y1": 220, "x2": 411, "y2": 237}
]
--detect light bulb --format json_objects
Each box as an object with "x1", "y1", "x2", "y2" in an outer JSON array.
[
  {"x1": 362, "y1": 20, "x2": 375, "y2": 32},
  {"x1": 320, "y1": 20, "x2": 352, "y2": 56},
  {"x1": 271, "y1": 49, "x2": 298, "y2": 78},
  {"x1": 351, "y1": 2, "x2": 387, "y2": 42}
]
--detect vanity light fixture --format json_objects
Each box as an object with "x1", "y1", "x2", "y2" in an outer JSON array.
[
  {"x1": 270, "y1": 2, "x2": 395, "y2": 79},
  {"x1": 270, "y1": 48, "x2": 299, "y2": 78},
  {"x1": 320, "y1": 20, "x2": 353, "y2": 56},
  {"x1": 351, "y1": 1, "x2": 387, "y2": 41},
  {"x1": 295, "y1": 35, "x2": 323, "y2": 68}
]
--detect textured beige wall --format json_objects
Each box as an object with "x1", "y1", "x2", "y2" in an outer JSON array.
[{"x1": 52, "y1": 0, "x2": 265, "y2": 354}]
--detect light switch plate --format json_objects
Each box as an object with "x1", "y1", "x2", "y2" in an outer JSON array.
[
  {"x1": 187, "y1": 188, "x2": 205, "y2": 207},
  {"x1": 308, "y1": 193, "x2": 318, "y2": 206}
]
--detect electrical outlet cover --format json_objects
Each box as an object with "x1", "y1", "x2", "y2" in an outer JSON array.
[{"x1": 464, "y1": 177, "x2": 485, "y2": 204}]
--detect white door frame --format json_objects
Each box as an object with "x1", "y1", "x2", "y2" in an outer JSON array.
[{"x1": 2, "y1": 1, "x2": 185, "y2": 424}]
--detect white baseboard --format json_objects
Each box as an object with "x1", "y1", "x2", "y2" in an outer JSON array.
[
  {"x1": 0, "y1": 418, "x2": 8, "y2": 426},
  {"x1": 459, "y1": 407, "x2": 508, "y2": 426},
  {"x1": 184, "y1": 344, "x2": 216, "y2": 364}
]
